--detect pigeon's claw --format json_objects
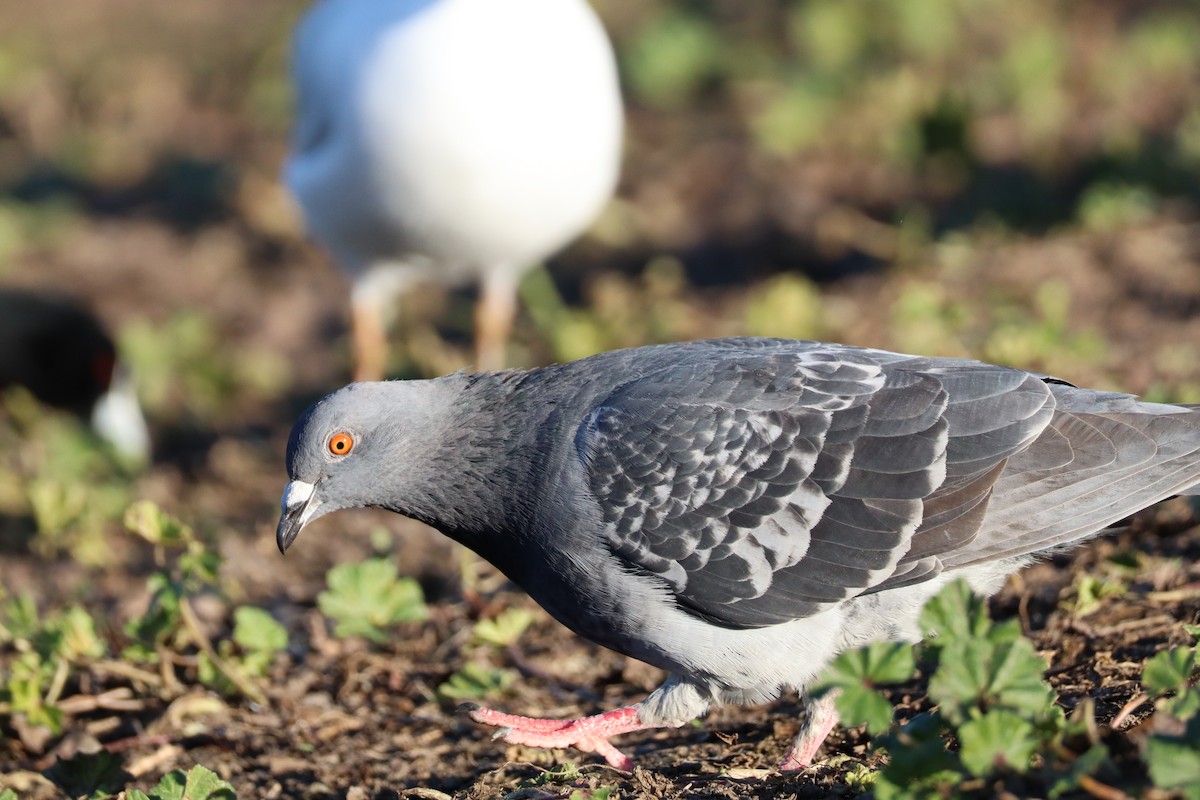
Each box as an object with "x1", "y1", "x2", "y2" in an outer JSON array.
[
  {"x1": 778, "y1": 692, "x2": 841, "y2": 771},
  {"x1": 466, "y1": 704, "x2": 645, "y2": 770}
]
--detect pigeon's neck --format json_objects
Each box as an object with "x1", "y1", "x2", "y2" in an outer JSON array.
[{"x1": 392, "y1": 371, "x2": 546, "y2": 554}]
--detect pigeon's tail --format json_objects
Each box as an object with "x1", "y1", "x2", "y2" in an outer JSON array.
[
  {"x1": 940, "y1": 395, "x2": 1200, "y2": 569},
  {"x1": 1175, "y1": 402, "x2": 1200, "y2": 496}
]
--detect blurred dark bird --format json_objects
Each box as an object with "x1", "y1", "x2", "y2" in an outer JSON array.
[
  {"x1": 0, "y1": 289, "x2": 149, "y2": 463},
  {"x1": 285, "y1": 0, "x2": 624, "y2": 379},
  {"x1": 275, "y1": 338, "x2": 1200, "y2": 769}
]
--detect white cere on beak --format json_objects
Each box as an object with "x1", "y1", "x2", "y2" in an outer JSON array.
[{"x1": 282, "y1": 480, "x2": 318, "y2": 518}]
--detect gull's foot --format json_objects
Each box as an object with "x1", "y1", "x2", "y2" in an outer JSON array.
[
  {"x1": 778, "y1": 692, "x2": 841, "y2": 771},
  {"x1": 463, "y1": 703, "x2": 647, "y2": 770}
]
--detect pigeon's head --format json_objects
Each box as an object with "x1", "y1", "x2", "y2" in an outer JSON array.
[{"x1": 276, "y1": 380, "x2": 439, "y2": 553}]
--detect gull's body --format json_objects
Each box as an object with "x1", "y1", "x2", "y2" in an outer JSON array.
[
  {"x1": 276, "y1": 338, "x2": 1200, "y2": 769},
  {"x1": 286, "y1": 0, "x2": 623, "y2": 377}
]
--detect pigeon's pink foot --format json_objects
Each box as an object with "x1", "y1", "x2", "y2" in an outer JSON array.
[
  {"x1": 465, "y1": 703, "x2": 649, "y2": 770},
  {"x1": 778, "y1": 692, "x2": 841, "y2": 771}
]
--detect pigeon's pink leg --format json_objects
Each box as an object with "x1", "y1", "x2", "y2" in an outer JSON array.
[
  {"x1": 778, "y1": 691, "x2": 840, "y2": 771},
  {"x1": 465, "y1": 704, "x2": 653, "y2": 770}
]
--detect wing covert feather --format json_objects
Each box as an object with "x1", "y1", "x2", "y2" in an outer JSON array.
[{"x1": 573, "y1": 344, "x2": 1080, "y2": 628}]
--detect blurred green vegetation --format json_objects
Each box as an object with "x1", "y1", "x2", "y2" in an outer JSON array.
[
  {"x1": 119, "y1": 312, "x2": 290, "y2": 425},
  {"x1": 0, "y1": 389, "x2": 134, "y2": 565},
  {"x1": 619, "y1": 1, "x2": 1200, "y2": 207},
  {"x1": 0, "y1": 0, "x2": 1195, "y2": 393}
]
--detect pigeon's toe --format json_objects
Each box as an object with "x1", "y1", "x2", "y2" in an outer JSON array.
[{"x1": 467, "y1": 704, "x2": 644, "y2": 770}]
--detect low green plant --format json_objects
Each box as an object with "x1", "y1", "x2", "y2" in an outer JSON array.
[
  {"x1": 0, "y1": 593, "x2": 108, "y2": 745},
  {"x1": 815, "y1": 579, "x2": 1200, "y2": 798},
  {"x1": 317, "y1": 558, "x2": 427, "y2": 644},
  {"x1": 471, "y1": 608, "x2": 535, "y2": 649},
  {"x1": 742, "y1": 274, "x2": 825, "y2": 341},
  {"x1": 119, "y1": 311, "x2": 289, "y2": 424},
  {"x1": 981, "y1": 281, "x2": 1105, "y2": 377},
  {"x1": 0, "y1": 387, "x2": 134, "y2": 565},
  {"x1": 437, "y1": 660, "x2": 516, "y2": 702},
  {"x1": 1062, "y1": 573, "x2": 1127, "y2": 618},
  {"x1": 197, "y1": 607, "x2": 288, "y2": 695},
  {"x1": 622, "y1": 8, "x2": 723, "y2": 109},
  {"x1": 1142, "y1": 646, "x2": 1200, "y2": 799},
  {"x1": 44, "y1": 749, "x2": 131, "y2": 799},
  {"x1": 122, "y1": 501, "x2": 281, "y2": 703},
  {"x1": 127, "y1": 765, "x2": 236, "y2": 800},
  {"x1": 122, "y1": 501, "x2": 222, "y2": 661},
  {"x1": 569, "y1": 788, "x2": 614, "y2": 800}
]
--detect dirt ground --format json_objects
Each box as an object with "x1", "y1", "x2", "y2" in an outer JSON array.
[
  {"x1": 2, "y1": 220, "x2": 1199, "y2": 797},
  {"x1": 2, "y1": 1, "x2": 1200, "y2": 797}
]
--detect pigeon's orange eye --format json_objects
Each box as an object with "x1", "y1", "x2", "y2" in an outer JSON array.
[{"x1": 328, "y1": 433, "x2": 354, "y2": 456}]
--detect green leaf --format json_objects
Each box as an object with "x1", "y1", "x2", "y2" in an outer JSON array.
[
  {"x1": 814, "y1": 642, "x2": 916, "y2": 734},
  {"x1": 0, "y1": 790, "x2": 20, "y2": 800},
  {"x1": 232, "y1": 607, "x2": 287, "y2": 656},
  {"x1": 124, "y1": 573, "x2": 183, "y2": 650},
  {"x1": 197, "y1": 651, "x2": 230, "y2": 695},
  {"x1": 44, "y1": 750, "x2": 131, "y2": 798},
  {"x1": 1163, "y1": 687, "x2": 1200, "y2": 719},
  {"x1": 180, "y1": 765, "x2": 236, "y2": 800},
  {"x1": 828, "y1": 641, "x2": 918, "y2": 686},
  {"x1": 143, "y1": 766, "x2": 236, "y2": 800},
  {"x1": 127, "y1": 792, "x2": 151, "y2": 800},
  {"x1": 46, "y1": 605, "x2": 107, "y2": 662},
  {"x1": 1064, "y1": 574, "x2": 1127, "y2": 617},
  {"x1": 437, "y1": 662, "x2": 515, "y2": 701},
  {"x1": 958, "y1": 709, "x2": 1038, "y2": 777},
  {"x1": 318, "y1": 559, "x2": 427, "y2": 644},
  {"x1": 1143, "y1": 647, "x2": 1197, "y2": 695},
  {"x1": 1146, "y1": 716, "x2": 1200, "y2": 800},
  {"x1": 918, "y1": 579, "x2": 992, "y2": 644},
  {"x1": 876, "y1": 713, "x2": 961, "y2": 796},
  {"x1": 569, "y1": 789, "x2": 613, "y2": 800},
  {"x1": 148, "y1": 769, "x2": 187, "y2": 800},
  {"x1": 7, "y1": 651, "x2": 64, "y2": 733},
  {"x1": 833, "y1": 684, "x2": 899, "y2": 735},
  {"x1": 179, "y1": 549, "x2": 222, "y2": 589},
  {"x1": 1048, "y1": 745, "x2": 1110, "y2": 799},
  {"x1": 124, "y1": 500, "x2": 193, "y2": 548},
  {"x1": 623, "y1": 9, "x2": 722, "y2": 108},
  {"x1": 0, "y1": 591, "x2": 41, "y2": 643},
  {"x1": 987, "y1": 617, "x2": 1025, "y2": 645},
  {"x1": 929, "y1": 637, "x2": 1053, "y2": 724},
  {"x1": 472, "y1": 608, "x2": 535, "y2": 648}
]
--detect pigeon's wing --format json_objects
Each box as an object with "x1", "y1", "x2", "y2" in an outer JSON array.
[
  {"x1": 576, "y1": 345, "x2": 1056, "y2": 628},
  {"x1": 941, "y1": 385, "x2": 1200, "y2": 567}
]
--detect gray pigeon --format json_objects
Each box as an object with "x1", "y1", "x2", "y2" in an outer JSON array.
[{"x1": 276, "y1": 338, "x2": 1200, "y2": 770}]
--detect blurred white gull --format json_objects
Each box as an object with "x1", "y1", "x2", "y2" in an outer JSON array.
[{"x1": 286, "y1": 0, "x2": 624, "y2": 379}]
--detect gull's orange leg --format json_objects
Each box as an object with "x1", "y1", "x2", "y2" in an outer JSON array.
[
  {"x1": 351, "y1": 296, "x2": 388, "y2": 382},
  {"x1": 474, "y1": 268, "x2": 519, "y2": 371}
]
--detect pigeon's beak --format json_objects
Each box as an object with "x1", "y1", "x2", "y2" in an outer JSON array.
[{"x1": 277, "y1": 480, "x2": 321, "y2": 554}]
